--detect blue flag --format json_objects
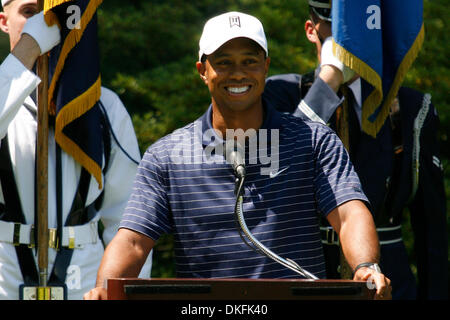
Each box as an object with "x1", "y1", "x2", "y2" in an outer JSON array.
[
  {"x1": 331, "y1": 0, "x2": 424, "y2": 137},
  {"x1": 44, "y1": 0, "x2": 104, "y2": 188}
]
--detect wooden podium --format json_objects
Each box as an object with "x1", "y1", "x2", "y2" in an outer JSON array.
[{"x1": 107, "y1": 278, "x2": 375, "y2": 300}]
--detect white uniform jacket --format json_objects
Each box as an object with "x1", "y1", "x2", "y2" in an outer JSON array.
[{"x1": 0, "y1": 54, "x2": 152, "y2": 299}]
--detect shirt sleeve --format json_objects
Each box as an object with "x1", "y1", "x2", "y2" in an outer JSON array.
[
  {"x1": 0, "y1": 54, "x2": 40, "y2": 139},
  {"x1": 119, "y1": 145, "x2": 172, "y2": 241},
  {"x1": 312, "y1": 124, "x2": 368, "y2": 217},
  {"x1": 295, "y1": 77, "x2": 343, "y2": 123}
]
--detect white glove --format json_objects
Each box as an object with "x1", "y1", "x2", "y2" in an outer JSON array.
[
  {"x1": 21, "y1": 12, "x2": 60, "y2": 55},
  {"x1": 321, "y1": 36, "x2": 355, "y2": 83}
]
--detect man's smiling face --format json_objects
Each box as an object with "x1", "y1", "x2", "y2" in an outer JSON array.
[{"x1": 198, "y1": 37, "x2": 270, "y2": 114}]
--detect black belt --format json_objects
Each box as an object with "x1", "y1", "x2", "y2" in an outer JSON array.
[{"x1": 320, "y1": 225, "x2": 403, "y2": 246}]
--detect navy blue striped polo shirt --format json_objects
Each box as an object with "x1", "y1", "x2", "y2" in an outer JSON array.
[{"x1": 120, "y1": 99, "x2": 368, "y2": 279}]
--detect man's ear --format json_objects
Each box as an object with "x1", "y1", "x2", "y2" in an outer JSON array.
[
  {"x1": 304, "y1": 20, "x2": 318, "y2": 44},
  {"x1": 264, "y1": 56, "x2": 270, "y2": 76},
  {"x1": 0, "y1": 12, "x2": 9, "y2": 34},
  {"x1": 196, "y1": 61, "x2": 208, "y2": 84}
]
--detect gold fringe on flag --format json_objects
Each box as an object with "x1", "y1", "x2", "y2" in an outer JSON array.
[
  {"x1": 332, "y1": 24, "x2": 424, "y2": 137},
  {"x1": 45, "y1": 0, "x2": 103, "y2": 116},
  {"x1": 43, "y1": 0, "x2": 104, "y2": 188},
  {"x1": 42, "y1": 9, "x2": 61, "y2": 28},
  {"x1": 380, "y1": 23, "x2": 425, "y2": 128},
  {"x1": 55, "y1": 76, "x2": 103, "y2": 188},
  {"x1": 332, "y1": 39, "x2": 383, "y2": 137},
  {"x1": 44, "y1": 0, "x2": 73, "y2": 10}
]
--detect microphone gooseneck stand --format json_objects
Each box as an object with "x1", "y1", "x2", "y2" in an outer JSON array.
[{"x1": 233, "y1": 168, "x2": 318, "y2": 280}]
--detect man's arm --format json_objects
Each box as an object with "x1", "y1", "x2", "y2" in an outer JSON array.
[
  {"x1": 0, "y1": 37, "x2": 41, "y2": 139},
  {"x1": 83, "y1": 228, "x2": 155, "y2": 300},
  {"x1": 0, "y1": 11, "x2": 60, "y2": 139},
  {"x1": 11, "y1": 11, "x2": 60, "y2": 70},
  {"x1": 293, "y1": 43, "x2": 350, "y2": 124},
  {"x1": 327, "y1": 200, "x2": 392, "y2": 299},
  {"x1": 11, "y1": 33, "x2": 41, "y2": 70},
  {"x1": 327, "y1": 200, "x2": 379, "y2": 267},
  {"x1": 318, "y1": 64, "x2": 343, "y2": 93}
]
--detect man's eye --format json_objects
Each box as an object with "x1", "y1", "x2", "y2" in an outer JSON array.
[
  {"x1": 22, "y1": 8, "x2": 38, "y2": 18},
  {"x1": 244, "y1": 59, "x2": 257, "y2": 65},
  {"x1": 216, "y1": 60, "x2": 231, "y2": 66}
]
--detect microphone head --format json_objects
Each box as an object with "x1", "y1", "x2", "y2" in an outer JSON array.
[{"x1": 224, "y1": 140, "x2": 246, "y2": 178}]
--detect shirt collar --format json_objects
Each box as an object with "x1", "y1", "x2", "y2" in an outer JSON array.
[{"x1": 198, "y1": 98, "x2": 282, "y2": 147}]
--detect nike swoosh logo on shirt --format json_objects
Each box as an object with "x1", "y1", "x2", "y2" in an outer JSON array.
[{"x1": 269, "y1": 166, "x2": 290, "y2": 178}]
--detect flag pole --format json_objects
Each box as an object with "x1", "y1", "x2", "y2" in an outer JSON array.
[{"x1": 36, "y1": 0, "x2": 50, "y2": 297}]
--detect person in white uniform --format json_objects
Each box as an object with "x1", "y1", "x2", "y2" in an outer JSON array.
[{"x1": 0, "y1": 0, "x2": 152, "y2": 299}]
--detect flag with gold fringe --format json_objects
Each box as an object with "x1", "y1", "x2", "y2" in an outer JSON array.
[
  {"x1": 331, "y1": 0, "x2": 424, "y2": 137},
  {"x1": 43, "y1": 0, "x2": 104, "y2": 188}
]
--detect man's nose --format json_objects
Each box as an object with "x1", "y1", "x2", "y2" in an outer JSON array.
[{"x1": 228, "y1": 64, "x2": 247, "y2": 80}]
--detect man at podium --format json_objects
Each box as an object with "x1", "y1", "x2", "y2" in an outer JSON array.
[{"x1": 84, "y1": 11, "x2": 391, "y2": 300}]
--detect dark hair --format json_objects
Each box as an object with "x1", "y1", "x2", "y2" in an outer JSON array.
[
  {"x1": 309, "y1": 7, "x2": 331, "y2": 26},
  {"x1": 309, "y1": 8, "x2": 320, "y2": 24}
]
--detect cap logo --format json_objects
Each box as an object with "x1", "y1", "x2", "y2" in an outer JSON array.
[{"x1": 229, "y1": 16, "x2": 241, "y2": 28}]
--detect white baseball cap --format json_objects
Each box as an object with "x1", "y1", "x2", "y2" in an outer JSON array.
[
  {"x1": 1, "y1": 0, "x2": 12, "y2": 7},
  {"x1": 198, "y1": 11, "x2": 268, "y2": 61}
]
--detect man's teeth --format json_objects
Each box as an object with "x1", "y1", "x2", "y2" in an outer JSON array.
[{"x1": 227, "y1": 86, "x2": 249, "y2": 93}]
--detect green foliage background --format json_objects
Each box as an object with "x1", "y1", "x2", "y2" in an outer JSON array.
[{"x1": 0, "y1": 0, "x2": 448, "y2": 280}]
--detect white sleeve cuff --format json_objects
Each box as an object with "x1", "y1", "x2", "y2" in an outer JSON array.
[{"x1": 1, "y1": 53, "x2": 41, "y2": 86}]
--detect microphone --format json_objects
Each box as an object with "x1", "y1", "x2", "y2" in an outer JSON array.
[
  {"x1": 225, "y1": 141, "x2": 246, "y2": 179},
  {"x1": 225, "y1": 142, "x2": 318, "y2": 280}
]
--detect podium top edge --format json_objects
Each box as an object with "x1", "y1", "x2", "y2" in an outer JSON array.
[{"x1": 107, "y1": 278, "x2": 366, "y2": 285}]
